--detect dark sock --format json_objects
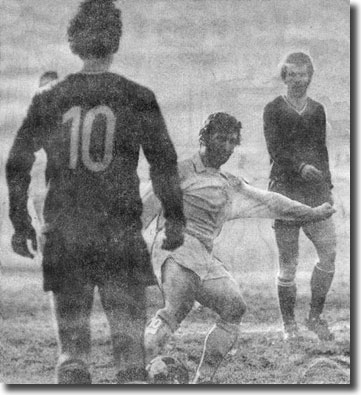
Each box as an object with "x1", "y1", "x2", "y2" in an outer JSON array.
[
  {"x1": 309, "y1": 265, "x2": 334, "y2": 319},
  {"x1": 278, "y1": 282, "x2": 297, "y2": 325}
]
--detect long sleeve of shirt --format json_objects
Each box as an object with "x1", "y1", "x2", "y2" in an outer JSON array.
[
  {"x1": 226, "y1": 176, "x2": 322, "y2": 222},
  {"x1": 140, "y1": 181, "x2": 161, "y2": 229},
  {"x1": 6, "y1": 95, "x2": 42, "y2": 232},
  {"x1": 263, "y1": 96, "x2": 332, "y2": 187},
  {"x1": 263, "y1": 100, "x2": 305, "y2": 175},
  {"x1": 138, "y1": 92, "x2": 185, "y2": 226}
]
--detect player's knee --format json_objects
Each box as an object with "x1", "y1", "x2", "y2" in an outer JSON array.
[
  {"x1": 220, "y1": 295, "x2": 246, "y2": 324},
  {"x1": 325, "y1": 249, "x2": 336, "y2": 265},
  {"x1": 173, "y1": 298, "x2": 195, "y2": 323},
  {"x1": 279, "y1": 253, "x2": 298, "y2": 269},
  {"x1": 316, "y1": 255, "x2": 336, "y2": 274},
  {"x1": 278, "y1": 240, "x2": 299, "y2": 266},
  {"x1": 315, "y1": 242, "x2": 336, "y2": 273},
  {"x1": 144, "y1": 311, "x2": 177, "y2": 361},
  {"x1": 278, "y1": 264, "x2": 297, "y2": 283}
]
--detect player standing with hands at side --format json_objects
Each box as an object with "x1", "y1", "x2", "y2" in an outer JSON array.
[
  {"x1": 263, "y1": 52, "x2": 336, "y2": 341},
  {"x1": 6, "y1": 0, "x2": 185, "y2": 384}
]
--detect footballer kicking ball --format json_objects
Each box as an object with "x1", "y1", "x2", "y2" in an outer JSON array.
[{"x1": 146, "y1": 355, "x2": 189, "y2": 384}]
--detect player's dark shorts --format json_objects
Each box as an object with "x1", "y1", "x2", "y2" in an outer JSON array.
[{"x1": 42, "y1": 225, "x2": 156, "y2": 293}]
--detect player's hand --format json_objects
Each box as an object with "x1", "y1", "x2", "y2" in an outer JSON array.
[
  {"x1": 300, "y1": 164, "x2": 323, "y2": 182},
  {"x1": 161, "y1": 220, "x2": 185, "y2": 251},
  {"x1": 11, "y1": 227, "x2": 37, "y2": 259},
  {"x1": 313, "y1": 202, "x2": 336, "y2": 221}
]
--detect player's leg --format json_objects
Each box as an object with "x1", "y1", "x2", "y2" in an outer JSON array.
[
  {"x1": 193, "y1": 274, "x2": 246, "y2": 383},
  {"x1": 144, "y1": 257, "x2": 199, "y2": 363},
  {"x1": 274, "y1": 220, "x2": 300, "y2": 339},
  {"x1": 43, "y1": 229, "x2": 93, "y2": 385},
  {"x1": 52, "y1": 283, "x2": 94, "y2": 384},
  {"x1": 303, "y1": 218, "x2": 336, "y2": 340},
  {"x1": 99, "y1": 279, "x2": 148, "y2": 383}
]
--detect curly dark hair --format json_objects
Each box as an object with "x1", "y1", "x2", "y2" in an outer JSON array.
[
  {"x1": 280, "y1": 52, "x2": 314, "y2": 82},
  {"x1": 199, "y1": 112, "x2": 242, "y2": 146},
  {"x1": 67, "y1": 0, "x2": 122, "y2": 59}
]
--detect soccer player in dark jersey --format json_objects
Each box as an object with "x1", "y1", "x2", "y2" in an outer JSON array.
[
  {"x1": 6, "y1": 0, "x2": 185, "y2": 384},
  {"x1": 263, "y1": 52, "x2": 336, "y2": 341}
]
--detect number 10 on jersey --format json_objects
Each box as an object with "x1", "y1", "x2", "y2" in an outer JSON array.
[{"x1": 63, "y1": 105, "x2": 116, "y2": 172}]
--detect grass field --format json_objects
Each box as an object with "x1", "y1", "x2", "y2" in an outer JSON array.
[
  {"x1": 0, "y1": 166, "x2": 350, "y2": 384},
  {"x1": 0, "y1": 257, "x2": 350, "y2": 385}
]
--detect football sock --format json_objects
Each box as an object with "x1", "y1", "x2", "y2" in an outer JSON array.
[
  {"x1": 193, "y1": 320, "x2": 239, "y2": 383},
  {"x1": 309, "y1": 265, "x2": 334, "y2": 319},
  {"x1": 144, "y1": 312, "x2": 176, "y2": 363},
  {"x1": 277, "y1": 279, "x2": 297, "y2": 325}
]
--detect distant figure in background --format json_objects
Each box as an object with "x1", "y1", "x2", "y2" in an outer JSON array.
[
  {"x1": 39, "y1": 71, "x2": 59, "y2": 91},
  {"x1": 263, "y1": 52, "x2": 336, "y2": 341},
  {"x1": 142, "y1": 112, "x2": 335, "y2": 384},
  {"x1": 6, "y1": 0, "x2": 185, "y2": 385}
]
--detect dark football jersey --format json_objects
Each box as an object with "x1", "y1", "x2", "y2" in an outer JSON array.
[
  {"x1": 263, "y1": 96, "x2": 332, "y2": 186},
  {"x1": 263, "y1": 95, "x2": 333, "y2": 207},
  {"x1": 7, "y1": 72, "x2": 184, "y2": 238}
]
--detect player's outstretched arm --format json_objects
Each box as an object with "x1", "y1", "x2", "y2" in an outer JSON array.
[{"x1": 228, "y1": 179, "x2": 335, "y2": 222}]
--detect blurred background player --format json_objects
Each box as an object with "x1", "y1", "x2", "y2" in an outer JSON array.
[
  {"x1": 6, "y1": 0, "x2": 185, "y2": 384},
  {"x1": 263, "y1": 52, "x2": 336, "y2": 341},
  {"x1": 38, "y1": 71, "x2": 59, "y2": 91},
  {"x1": 143, "y1": 112, "x2": 335, "y2": 384}
]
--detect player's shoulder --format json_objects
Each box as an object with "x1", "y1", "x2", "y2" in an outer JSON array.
[
  {"x1": 34, "y1": 74, "x2": 71, "y2": 103},
  {"x1": 28, "y1": 78, "x2": 63, "y2": 113},
  {"x1": 178, "y1": 157, "x2": 193, "y2": 172},
  {"x1": 107, "y1": 73, "x2": 156, "y2": 103},
  {"x1": 177, "y1": 156, "x2": 199, "y2": 180},
  {"x1": 264, "y1": 95, "x2": 283, "y2": 112},
  {"x1": 307, "y1": 97, "x2": 325, "y2": 111}
]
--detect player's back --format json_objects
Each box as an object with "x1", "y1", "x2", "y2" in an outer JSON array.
[{"x1": 36, "y1": 72, "x2": 153, "y2": 229}]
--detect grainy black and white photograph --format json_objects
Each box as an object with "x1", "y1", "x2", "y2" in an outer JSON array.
[{"x1": 0, "y1": 0, "x2": 351, "y2": 386}]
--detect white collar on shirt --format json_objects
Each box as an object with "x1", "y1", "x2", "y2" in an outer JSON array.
[
  {"x1": 192, "y1": 152, "x2": 220, "y2": 174},
  {"x1": 282, "y1": 95, "x2": 309, "y2": 115}
]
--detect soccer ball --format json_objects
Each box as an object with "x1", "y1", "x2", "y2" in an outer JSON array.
[
  {"x1": 298, "y1": 357, "x2": 350, "y2": 384},
  {"x1": 146, "y1": 355, "x2": 189, "y2": 384}
]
